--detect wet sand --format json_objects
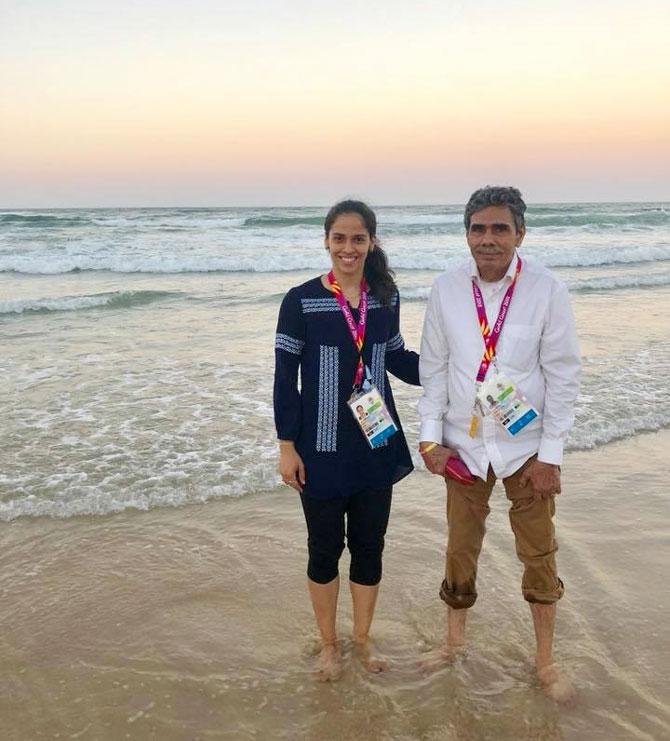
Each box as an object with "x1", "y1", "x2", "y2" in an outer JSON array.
[{"x1": 1, "y1": 431, "x2": 669, "y2": 740}]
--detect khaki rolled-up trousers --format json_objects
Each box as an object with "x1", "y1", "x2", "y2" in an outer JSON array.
[{"x1": 439, "y1": 456, "x2": 564, "y2": 609}]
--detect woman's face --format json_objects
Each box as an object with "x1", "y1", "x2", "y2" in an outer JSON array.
[{"x1": 324, "y1": 213, "x2": 373, "y2": 277}]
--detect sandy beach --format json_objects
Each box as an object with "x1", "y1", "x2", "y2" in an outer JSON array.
[
  {"x1": 2, "y1": 428, "x2": 668, "y2": 740},
  {"x1": 2, "y1": 204, "x2": 669, "y2": 738}
]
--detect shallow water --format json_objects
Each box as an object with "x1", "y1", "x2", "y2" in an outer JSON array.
[
  {"x1": 3, "y1": 267, "x2": 670, "y2": 520},
  {"x1": 1, "y1": 432, "x2": 668, "y2": 739}
]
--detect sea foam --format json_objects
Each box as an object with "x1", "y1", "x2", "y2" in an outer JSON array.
[{"x1": 2, "y1": 342, "x2": 668, "y2": 521}]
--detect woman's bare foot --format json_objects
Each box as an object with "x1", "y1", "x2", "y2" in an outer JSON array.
[
  {"x1": 353, "y1": 638, "x2": 387, "y2": 674},
  {"x1": 418, "y1": 642, "x2": 464, "y2": 673},
  {"x1": 536, "y1": 662, "x2": 575, "y2": 704},
  {"x1": 315, "y1": 642, "x2": 343, "y2": 682}
]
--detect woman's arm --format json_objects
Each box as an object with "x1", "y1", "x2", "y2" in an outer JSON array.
[
  {"x1": 274, "y1": 289, "x2": 307, "y2": 491},
  {"x1": 385, "y1": 292, "x2": 420, "y2": 385},
  {"x1": 273, "y1": 288, "x2": 304, "y2": 441}
]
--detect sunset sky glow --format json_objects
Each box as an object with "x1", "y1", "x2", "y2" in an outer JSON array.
[{"x1": 2, "y1": 0, "x2": 669, "y2": 206}]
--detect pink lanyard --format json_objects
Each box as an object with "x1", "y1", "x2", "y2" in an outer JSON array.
[
  {"x1": 471, "y1": 256, "x2": 522, "y2": 383},
  {"x1": 328, "y1": 270, "x2": 368, "y2": 388}
]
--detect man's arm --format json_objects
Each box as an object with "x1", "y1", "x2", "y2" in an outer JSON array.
[
  {"x1": 537, "y1": 280, "x2": 581, "y2": 465},
  {"x1": 521, "y1": 279, "x2": 580, "y2": 499},
  {"x1": 418, "y1": 280, "x2": 455, "y2": 474}
]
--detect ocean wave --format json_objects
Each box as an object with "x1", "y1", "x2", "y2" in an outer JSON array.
[
  {"x1": 390, "y1": 245, "x2": 670, "y2": 271},
  {"x1": 243, "y1": 215, "x2": 325, "y2": 228},
  {"x1": 2, "y1": 204, "x2": 668, "y2": 233},
  {"x1": 0, "y1": 290, "x2": 179, "y2": 315},
  {"x1": 400, "y1": 271, "x2": 670, "y2": 301},
  {"x1": 2, "y1": 243, "x2": 670, "y2": 275},
  {"x1": 240, "y1": 207, "x2": 670, "y2": 230},
  {"x1": 392, "y1": 245, "x2": 670, "y2": 271},
  {"x1": 568, "y1": 272, "x2": 670, "y2": 292},
  {"x1": 527, "y1": 211, "x2": 670, "y2": 228},
  {"x1": 148, "y1": 216, "x2": 246, "y2": 229},
  {"x1": 0, "y1": 210, "x2": 250, "y2": 231},
  {"x1": 242, "y1": 211, "x2": 463, "y2": 229},
  {"x1": 0, "y1": 479, "x2": 274, "y2": 521},
  {"x1": 567, "y1": 347, "x2": 670, "y2": 451},
  {"x1": 0, "y1": 254, "x2": 330, "y2": 274},
  {"x1": 530, "y1": 244, "x2": 670, "y2": 268},
  {"x1": 567, "y1": 414, "x2": 670, "y2": 452},
  {"x1": 0, "y1": 212, "x2": 92, "y2": 228}
]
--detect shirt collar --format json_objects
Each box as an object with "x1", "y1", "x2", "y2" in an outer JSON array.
[{"x1": 469, "y1": 251, "x2": 519, "y2": 283}]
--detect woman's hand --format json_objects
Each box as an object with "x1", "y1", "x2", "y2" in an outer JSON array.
[
  {"x1": 278, "y1": 441, "x2": 306, "y2": 493},
  {"x1": 419, "y1": 442, "x2": 454, "y2": 477}
]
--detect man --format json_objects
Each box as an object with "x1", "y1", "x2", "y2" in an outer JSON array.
[{"x1": 418, "y1": 186, "x2": 580, "y2": 701}]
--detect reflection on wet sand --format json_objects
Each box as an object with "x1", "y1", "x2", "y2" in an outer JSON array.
[{"x1": 1, "y1": 431, "x2": 668, "y2": 739}]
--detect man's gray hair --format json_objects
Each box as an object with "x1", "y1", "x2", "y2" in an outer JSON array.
[{"x1": 464, "y1": 186, "x2": 527, "y2": 233}]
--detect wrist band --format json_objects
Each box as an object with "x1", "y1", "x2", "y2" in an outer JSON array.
[{"x1": 419, "y1": 442, "x2": 438, "y2": 455}]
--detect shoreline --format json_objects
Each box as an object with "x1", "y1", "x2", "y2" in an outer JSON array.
[{"x1": 1, "y1": 430, "x2": 669, "y2": 739}]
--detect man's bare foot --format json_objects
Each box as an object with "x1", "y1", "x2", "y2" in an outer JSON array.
[
  {"x1": 418, "y1": 643, "x2": 464, "y2": 673},
  {"x1": 536, "y1": 663, "x2": 575, "y2": 704},
  {"x1": 315, "y1": 642, "x2": 342, "y2": 682},
  {"x1": 353, "y1": 638, "x2": 387, "y2": 674}
]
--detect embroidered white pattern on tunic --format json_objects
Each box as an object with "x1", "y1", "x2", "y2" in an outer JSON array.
[
  {"x1": 300, "y1": 294, "x2": 397, "y2": 314},
  {"x1": 301, "y1": 298, "x2": 341, "y2": 313},
  {"x1": 316, "y1": 345, "x2": 339, "y2": 452},
  {"x1": 275, "y1": 333, "x2": 305, "y2": 355},
  {"x1": 386, "y1": 332, "x2": 405, "y2": 352}
]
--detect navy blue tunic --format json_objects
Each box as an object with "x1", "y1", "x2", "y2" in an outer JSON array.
[{"x1": 274, "y1": 277, "x2": 420, "y2": 499}]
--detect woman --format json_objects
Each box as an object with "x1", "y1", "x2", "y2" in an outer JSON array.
[{"x1": 273, "y1": 200, "x2": 419, "y2": 681}]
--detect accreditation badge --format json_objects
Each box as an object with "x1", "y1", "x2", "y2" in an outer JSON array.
[
  {"x1": 476, "y1": 372, "x2": 538, "y2": 436},
  {"x1": 349, "y1": 385, "x2": 398, "y2": 449}
]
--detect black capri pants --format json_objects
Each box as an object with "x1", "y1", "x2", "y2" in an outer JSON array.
[{"x1": 299, "y1": 486, "x2": 392, "y2": 586}]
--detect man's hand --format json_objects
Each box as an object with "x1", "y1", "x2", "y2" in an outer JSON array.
[
  {"x1": 419, "y1": 442, "x2": 454, "y2": 477},
  {"x1": 519, "y1": 460, "x2": 561, "y2": 500}
]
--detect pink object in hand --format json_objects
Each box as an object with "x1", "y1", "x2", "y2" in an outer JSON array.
[{"x1": 444, "y1": 456, "x2": 476, "y2": 486}]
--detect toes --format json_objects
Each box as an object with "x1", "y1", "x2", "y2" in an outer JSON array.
[
  {"x1": 366, "y1": 657, "x2": 387, "y2": 673},
  {"x1": 545, "y1": 676, "x2": 575, "y2": 704},
  {"x1": 417, "y1": 651, "x2": 445, "y2": 673},
  {"x1": 315, "y1": 644, "x2": 343, "y2": 682},
  {"x1": 418, "y1": 645, "x2": 462, "y2": 673},
  {"x1": 536, "y1": 663, "x2": 558, "y2": 684},
  {"x1": 315, "y1": 663, "x2": 342, "y2": 682},
  {"x1": 537, "y1": 664, "x2": 575, "y2": 704},
  {"x1": 329, "y1": 663, "x2": 343, "y2": 681},
  {"x1": 353, "y1": 640, "x2": 388, "y2": 674}
]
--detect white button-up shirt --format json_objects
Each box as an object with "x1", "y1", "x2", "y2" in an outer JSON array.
[{"x1": 418, "y1": 253, "x2": 581, "y2": 479}]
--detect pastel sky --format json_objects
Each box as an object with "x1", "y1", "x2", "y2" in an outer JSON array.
[{"x1": 1, "y1": 0, "x2": 669, "y2": 207}]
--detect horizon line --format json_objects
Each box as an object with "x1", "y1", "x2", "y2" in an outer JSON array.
[{"x1": 1, "y1": 198, "x2": 669, "y2": 211}]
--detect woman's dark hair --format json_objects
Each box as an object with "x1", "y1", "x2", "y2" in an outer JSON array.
[{"x1": 324, "y1": 199, "x2": 397, "y2": 305}]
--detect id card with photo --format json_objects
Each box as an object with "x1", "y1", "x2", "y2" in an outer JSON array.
[
  {"x1": 349, "y1": 385, "x2": 398, "y2": 449},
  {"x1": 476, "y1": 372, "x2": 538, "y2": 436}
]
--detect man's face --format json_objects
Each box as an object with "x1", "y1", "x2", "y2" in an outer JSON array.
[{"x1": 466, "y1": 205, "x2": 525, "y2": 281}]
